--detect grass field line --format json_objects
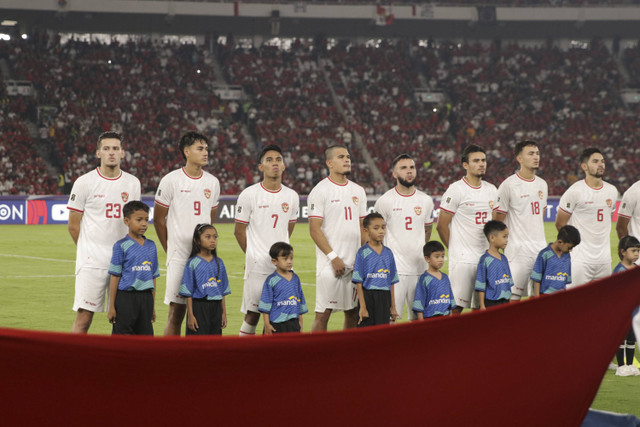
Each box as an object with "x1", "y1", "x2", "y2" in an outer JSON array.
[{"x1": 0, "y1": 253, "x2": 75, "y2": 263}]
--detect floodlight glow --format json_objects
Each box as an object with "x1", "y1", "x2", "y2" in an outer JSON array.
[{"x1": 1, "y1": 20, "x2": 17, "y2": 26}]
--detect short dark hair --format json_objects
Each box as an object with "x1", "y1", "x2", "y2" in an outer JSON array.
[
  {"x1": 483, "y1": 220, "x2": 507, "y2": 239},
  {"x1": 557, "y1": 225, "x2": 581, "y2": 246},
  {"x1": 98, "y1": 131, "x2": 122, "y2": 148},
  {"x1": 123, "y1": 200, "x2": 149, "y2": 218},
  {"x1": 325, "y1": 145, "x2": 348, "y2": 161},
  {"x1": 461, "y1": 144, "x2": 485, "y2": 165},
  {"x1": 423, "y1": 241, "x2": 445, "y2": 257},
  {"x1": 618, "y1": 235, "x2": 640, "y2": 260},
  {"x1": 514, "y1": 140, "x2": 538, "y2": 157},
  {"x1": 269, "y1": 241, "x2": 293, "y2": 260},
  {"x1": 391, "y1": 153, "x2": 412, "y2": 170},
  {"x1": 363, "y1": 212, "x2": 384, "y2": 228},
  {"x1": 579, "y1": 147, "x2": 602, "y2": 165},
  {"x1": 258, "y1": 144, "x2": 283, "y2": 163},
  {"x1": 179, "y1": 131, "x2": 208, "y2": 161}
]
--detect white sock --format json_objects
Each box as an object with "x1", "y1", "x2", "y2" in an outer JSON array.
[{"x1": 239, "y1": 321, "x2": 257, "y2": 336}]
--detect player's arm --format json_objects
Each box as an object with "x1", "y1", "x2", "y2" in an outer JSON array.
[
  {"x1": 390, "y1": 284, "x2": 399, "y2": 321},
  {"x1": 298, "y1": 314, "x2": 303, "y2": 331},
  {"x1": 151, "y1": 278, "x2": 156, "y2": 323},
  {"x1": 186, "y1": 297, "x2": 198, "y2": 332},
  {"x1": 210, "y1": 207, "x2": 218, "y2": 224},
  {"x1": 107, "y1": 275, "x2": 120, "y2": 324},
  {"x1": 68, "y1": 211, "x2": 83, "y2": 245},
  {"x1": 360, "y1": 218, "x2": 366, "y2": 246},
  {"x1": 533, "y1": 281, "x2": 541, "y2": 297},
  {"x1": 492, "y1": 211, "x2": 506, "y2": 222},
  {"x1": 309, "y1": 217, "x2": 345, "y2": 276},
  {"x1": 424, "y1": 224, "x2": 432, "y2": 243},
  {"x1": 356, "y1": 283, "x2": 368, "y2": 324},
  {"x1": 263, "y1": 313, "x2": 275, "y2": 334},
  {"x1": 436, "y1": 210, "x2": 453, "y2": 248},
  {"x1": 153, "y1": 203, "x2": 169, "y2": 253},
  {"x1": 478, "y1": 291, "x2": 486, "y2": 310},
  {"x1": 234, "y1": 222, "x2": 248, "y2": 253},
  {"x1": 617, "y1": 216, "x2": 630, "y2": 239},
  {"x1": 555, "y1": 209, "x2": 571, "y2": 231},
  {"x1": 288, "y1": 221, "x2": 296, "y2": 237},
  {"x1": 221, "y1": 295, "x2": 227, "y2": 329}
]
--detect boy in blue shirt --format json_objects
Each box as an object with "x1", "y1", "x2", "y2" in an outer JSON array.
[
  {"x1": 413, "y1": 241, "x2": 456, "y2": 319},
  {"x1": 531, "y1": 225, "x2": 581, "y2": 297},
  {"x1": 108, "y1": 201, "x2": 159, "y2": 335},
  {"x1": 259, "y1": 242, "x2": 308, "y2": 334},
  {"x1": 475, "y1": 220, "x2": 513, "y2": 309},
  {"x1": 353, "y1": 213, "x2": 399, "y2": 327}
]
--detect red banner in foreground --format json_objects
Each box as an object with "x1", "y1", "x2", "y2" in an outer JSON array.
[{"x1": 2, "y1": 269, "x2": 640, "y2": 426}]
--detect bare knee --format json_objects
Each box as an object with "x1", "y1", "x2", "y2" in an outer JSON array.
[
  {"x1": 72, "y1": 309, "x2": 94, "y2": 333},
  {"x1": 245, "y1": 311, "x2": 260, "y2": 326}
]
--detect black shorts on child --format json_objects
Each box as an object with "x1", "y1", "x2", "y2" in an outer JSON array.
[
  {"x1": 270, "y1": 318, "x2": 300, "y2": 334},
  {"x1": 357, "y1": 289, "x2": 391, "y2": 328},
  {"x1": 484, "y1": 297, "x2": 509, "y2": 308},
  {"x1": 187, "y1": 299, "x2": 223, "y2": 335},
  {"x1": 112, "y1": 289, "x2": 154, "y2": 336}
]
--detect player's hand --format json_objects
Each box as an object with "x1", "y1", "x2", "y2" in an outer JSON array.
[
  {"x1": 390, "y1": 308, "x2": 399, "y2": 322},
  {"x1": 221, "y1": 313, "x2": 227, "y2": 329},
  {"x1": 188, "y1": 316, "x2": 199, "y2": 332},
  {"x1": 107, "y1": 308, "x2": 116, "y2": 324},
  {"x1": 151, "y1": 309, "x2": 156, "y2": 323},
  {"x1": 331, "y1": 257, "x2": 346, "y2": 277},
  {"x1": 264, "y1": 323, "x2": 276, "y2": 335},
  {"x1": 358, "y1": 307, "x2": 369, "y2": 324}
]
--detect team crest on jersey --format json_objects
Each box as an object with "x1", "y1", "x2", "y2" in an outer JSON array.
[
  {"x1": 237, "y1": 206, "x2": 242, "y2": 214},
  {"x1": 282, "y1": 202, "x2": 290, "y2": 213},
  {"x1": 538, "y1": 191, "x2": 544, "y2": 200},
  {"x1": 204, "y1": 189, "x2": 211, "y2": 199},
  {"x1": 121, "y1": 192, "x2": 129, "y2": 202},
  {"x1": 352, "y1": 197, "x2": 359, "y2": 205},
  {"x1": 414, "y1": 206, "x2": 422, "y2": 216},
  {"x1": 606, "y1": 199, "x2": 613, "y2": 208},
  {"x1": 446, "y1": 197, "x2": 451, "y2": 204}
]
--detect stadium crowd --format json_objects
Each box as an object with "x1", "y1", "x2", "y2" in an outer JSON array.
[{"x1": 2, "y1": 35, "x2": 640, "y2": 196}]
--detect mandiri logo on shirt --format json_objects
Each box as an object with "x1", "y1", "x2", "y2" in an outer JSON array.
[
  {"x1": 131, "y1": 261, "x2": 152, "y2": 272},
  {"x1": 367, "y1": 268, "x2": 390, "y2": 279}
]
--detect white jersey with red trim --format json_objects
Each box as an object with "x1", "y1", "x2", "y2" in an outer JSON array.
[
  {"x1": 374, "y1": 187, "x2": 434, "y2": 275},
  {"x1": 235, "y1": 182, "x2": 299, "y2": 274},
  {"x1": 155, "y1": 168, "x2": 220, "y2": 263},
  {"x1": 67, "y1": 168, "x2": 141, "y2": 273},
  {"x1": 307, "y1": 177, "x2": 367, "y2": 271},
  {"x1": 439, "y1": 177, "x2": 498, "y2": 265},
  {"x1": 558, "y1": 179, "x2": 618, "y2": 265},
  {"x1": 619, "y1": 180, "x2": 640, "y2": 239},
  {"x1": 493, "y1": 173, "x2": 548, "y2": 260}
]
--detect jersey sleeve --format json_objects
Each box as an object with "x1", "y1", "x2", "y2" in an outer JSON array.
[
  {"x1": 132, "y1": 177, "x2": 142, "y2": 201},
  {"x1": 566, "y1": 260, "x2": 572, "y2": 285},
  {"x1": 445, "y1": 276, "x2": 457, "y2": 310},
  {"x1": 296, "y1": 275, "x2": 308, "y2": 315},
  {"x1": 152, "y1": 243, "x2": 160, "y2": 279},
  {"x1": 474, "y1": 258, "x2": 488, "y2": 292},
  {"x1": 619, "y1": 189, "x2": 637, "y2": 219},
  {"x1": 67, "y1": 176, "x2": 89, "y2": 213},
  {"x1": 412, "y1": 276, "x2": 427, "y2": 313},
  {"x1": 218, "y1": 259, "x2": 231, "y2": 296},
  {"x1": 389, "y1": 250, "x2": 399, "y2": 285},
  {"x1": 290, "y1": 193, "x2": 300, "y2": 223},
  {"x1": 374, "y1": 194, "x2": 388, "y2": 219},
  {"x1": 351, "y1": 248, "x2": 364, "y2": 284},
  {"x1": 155, "y1": 174, "x2": 173, "y2": 208},
  {"x1": 212, "y1": 178, "x2": 221, "y2": 209},
  {"x1": 530, "y1": 253, "x2": 545, "y2": 283},
  {"x1": 307, "y1": 187, "x2": 325, "y2": 219},
  {"x1": 610, "y1": 187, "x2": 620, "y2": 214},
  {"x1": 494, "y1": 181, "x2": 510, "y2": 214},
  {"x1": 234, "y1": 189, "x2": 253, "y2": 224},
  {"x1": 178, "y1": 261, "x2": 195, "y2": 297},
  {"x1": 558, "y1": 187, "x2": 577, "y2": 215},
  {"x1": 108, "y1": 242, "x2": 124, "y2": 277},
  {"x1": 358, "y1": 187, "x2": 367, "y2": 219},
  {"x1": 439, "y1": 185, "x2": 460, "y2": 215},
  {"x1": 425, "y1": 197, "x2": 435, "y2": 225},
  {"x1": 258, "y1": 277, "x2": 274, "y2": 314}
]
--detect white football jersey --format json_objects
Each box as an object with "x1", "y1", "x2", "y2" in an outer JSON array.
[
  {"x1": 307, "y1": 177, "x2": 367, "y2": 270},
  {"x1": 439, "y1": 177, "x2": 498, "y2": 265},
  {"x1": 493, "y1": 173, "x2": 548, "y2": 260},
  {"x1": 155, "y1": 168, "x2": 220, "y2": 263},
  {"x1": 67, "y1": 168, "x2": 141, "y2": 273},
  {"x1": 235, "y1": 182, "x2": 299, "y2": 274},
  {"x1": 558, "y1": 179, "x2": 618, "y2": 265},
  {"x1": 374, "y1": 187, "x2": 434, "y2": 275},
  {"x1": 618, "y1": 180, "x2": 640, "y2": 239}
]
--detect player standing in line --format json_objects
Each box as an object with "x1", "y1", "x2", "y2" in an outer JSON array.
[
  {"x1": 492, "y1": 140, "x2": 548, "y2": 301},
  {"x1": 374, "y1": 154, "x2": 434, "y2": 320},
  {"x1": 234, "y1": 145, "x2": 299, "y2": 336},
  {"x1": 616, "y1": 179, "x2": 640, "y2": 244},
  {"x1": 436, "y1": 145, "x2": 498, "y2": 313},
  {"x1": 308, "y1": 145, "x2": 367, "y2": 332},
  {"x1": 555, "y1": 148, "x2": 618, "y2": 287},
  {"x1": 67, "y1": 131, "x2": 141, "y2": 333},
  {"x1": 154, "y1": 131, "x2": 220, "y2": 336}
]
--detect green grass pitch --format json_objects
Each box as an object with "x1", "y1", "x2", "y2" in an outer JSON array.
[{"x1": 0, "y1": 222, "x2": 637, "y2": 415}]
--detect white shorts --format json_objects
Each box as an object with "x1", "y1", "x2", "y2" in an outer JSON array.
[
  {"x1": 569, "y1": 261, "x2": 611, "y2": 288},
  {"x1": 510, "y1": 259, "x2": 535, "y2": 297},
  {"x1": 241, "y1": 271, "x2": 270, "y2": 314},
  {"x1": 394, "y1": 274, "x2": 420, "y2": 320},
  {"x1": 449, "y1": 262, "x2": 479, "y2": 309},
  {"x1": 164, "y1": 258, "x2": 188, "y2": 305},
  {"x1": 315, "y1": 265, "x2": 357, "y2": 313},
  {"x1": 73, "y1": 268, "x2": 110, "y2": 312}
]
